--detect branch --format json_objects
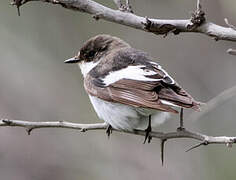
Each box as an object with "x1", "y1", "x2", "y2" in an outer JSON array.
[
  {"x1": 189, "y1": 84, "x2": 236, "y2": 122},
  {"x1": 12, "y1": 0, "x2": 236, "y2": 41},
  {"x1": 2, "y1": 84, "x2": 236, "y2": 151},
  {"x1": 1, "y1": 119, "x2": 236, "y2": 146},
  {"x1": 0, "y1": 119, "x2": 108, "y2": 135}
]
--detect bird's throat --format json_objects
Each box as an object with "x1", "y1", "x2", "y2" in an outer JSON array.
[{"x1": 79, "y1": 61, "x2": 99, "y2": 77}]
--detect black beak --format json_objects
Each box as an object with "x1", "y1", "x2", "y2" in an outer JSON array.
[{"x1": 64, "y1": 56, "x2": 80, "y2": 64}]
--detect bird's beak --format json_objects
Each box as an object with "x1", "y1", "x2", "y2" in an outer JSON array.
[{"x1": 64, "y1": 56, "x2": 80, "y2": 64}]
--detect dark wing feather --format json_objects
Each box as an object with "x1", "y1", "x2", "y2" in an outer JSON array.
[
  {"x1": 108, "y1": 80, "x2": 178, "y2": 113},
  {"x1": 85, "y1": 48, "x2": 200, "y2": 113}
]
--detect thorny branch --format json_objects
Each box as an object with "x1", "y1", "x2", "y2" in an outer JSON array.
[
  {"x1": 2, "y1": 83, "x2": 236, "y2": 163},
  {"x1": 1, "y1": 117, "x2": 236, "y2": 164},
  {"x1": 1, "y1": 119, "x2": 236, "y2": 147},
  {"x1": 11, "y1": 0, "x2": 236, "y2": 42}
]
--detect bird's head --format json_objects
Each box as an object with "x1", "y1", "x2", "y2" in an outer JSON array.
[{"x1": 64, "y1": 34, "x2": 130, "y2": 76}]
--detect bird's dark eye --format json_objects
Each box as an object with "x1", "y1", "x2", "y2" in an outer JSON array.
[{"x1": 88, "y1": 50, "x2": 96, "y2": 57}]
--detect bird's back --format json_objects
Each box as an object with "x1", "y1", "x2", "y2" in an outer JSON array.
[{"x1": 85, "y1": 47, "x2": 200, "y2": 113}]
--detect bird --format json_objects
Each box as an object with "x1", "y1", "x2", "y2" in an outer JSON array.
[{"x1": 64, "y1": 34, "x2": 200, "y2": 143}]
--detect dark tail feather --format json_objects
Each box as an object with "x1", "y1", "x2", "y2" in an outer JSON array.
[
  {"x1": 192, "y1": 100, "x2": 204, "y2": 111},
  {"x1": 159, "y1": 87, "x2": 202, "y2": 111}
]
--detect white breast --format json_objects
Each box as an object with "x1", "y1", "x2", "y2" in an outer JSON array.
[{"x1": 88, "y1": 95, "x2": 170, "y2": 131}]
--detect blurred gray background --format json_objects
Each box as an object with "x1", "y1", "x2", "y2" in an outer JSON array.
[{"x1": 0, "y1": 0, "x2": 236, "y2": 179}]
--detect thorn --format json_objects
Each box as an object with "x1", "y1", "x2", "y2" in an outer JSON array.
[
  {"x1": 17, "y1": 5, "x2": 21, "y2": 16},
  {"x1": 185, "y1": 141, "x2": 208, "y2": 152},
  {"x1": 92, "y1": 13, "x2": 102, "y2": 21},
  {"x1": 11, "y1": 0, "x2": 22, "y2": 16},
  {"x1": 214, "y1": 37, "x2": 219, "y2": 41},
  {"x1": 142, "y1": 17, "x2": 152, "y2": 31},
  {"x1": 26, "y1": 127, "x2": 33, "y2": 135},
  {"x1": 226, "y1": 142, "x2": 233, "y2": 148},
  {"x1": 160, "y1": 139, "x2": 167, "y2": 166},
  {"x1": 80, "y1": 128, "x2": 87, "y2": 132},
  {"x1": 163, "y1": 33, "x2": 168, "y2": 38}
]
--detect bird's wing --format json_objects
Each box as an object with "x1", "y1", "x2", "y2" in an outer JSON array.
[{"x1": 85, "y1": 49, "x2": 200, "y2": 113}]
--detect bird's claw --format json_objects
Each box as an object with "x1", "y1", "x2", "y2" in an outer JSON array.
[
  {"x1": 143, "y1": 115, "x2": 152, "y2": 144},
  {"x1": 143, "y1": 127, "x2": 152, "y2": 144},
  {"x1": 106, "y1": 124, "x2": 112, "y2": 138}
]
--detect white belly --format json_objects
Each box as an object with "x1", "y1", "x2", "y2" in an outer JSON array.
[{"x1": 88, "y1": 95, "x2": 170, "y2": 131}]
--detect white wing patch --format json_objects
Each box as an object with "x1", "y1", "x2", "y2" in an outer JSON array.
[
  {"x1": 102, "y1": 62, "x2": 175, "y2": 86},
  {"x1": 102, "y1": 65, "x2": 162, "y2": 86},
  {"x1": 160, "y1": 100, "x2": 180, "y2": 108}
]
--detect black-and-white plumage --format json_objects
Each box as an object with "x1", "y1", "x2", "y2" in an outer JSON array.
[{"x1": 65, "y1": 34, "x2": 200, "y2": 134}]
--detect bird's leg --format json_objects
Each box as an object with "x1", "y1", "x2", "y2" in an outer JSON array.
[
  {"x1": 143, "y1": 115, "x2": 152, "y2": 144},
  {"x1": 177, "y1": 108, "x2": 185, "y2": 131},
  {"x1": 106, "y1": 124, "x2": 113, "y2": 138}
]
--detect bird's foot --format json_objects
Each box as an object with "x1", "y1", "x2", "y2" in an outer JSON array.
[
  {"x1": 143, "y1": 115, "x2": 152, "y2": 144},
  {"x1": 106, "y1": 124, "x2": 113, "y2": 138},
  {"x1": 143, "y1": 126, "x2": 152, "y2": 144}
]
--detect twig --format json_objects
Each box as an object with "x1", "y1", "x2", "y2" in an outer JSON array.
[
  {"x1": 185, "y1": 141, "x2": 208, "y2": 152},
  {"x1": 189, "y1": 84, "x2": 236, "y2": 122},
  {"x1": 1, "y1": 119, "x2": 108, "y2": 132},
  {"x1": 11, "y1": 0, "x2": 236, "y2": 41},
  {"x1": 160, "y1": 139, "x2": 167, "y2": 165},
  {"x1": 187, "y1": 0, "x2": 205, "y2": 30},
  {"x1": 227, "y1": 48, "x2": 236, "y2": 56},
  {"x1": 224, "y1": 18, "x2": 236, "y2": 31},
  {"x1": 124, "y1": 0, "x2": 133, "y2": 13},
  {"x1": 113, "y1": 0, "x2": 133, "y2": 13},
  {"x1": 196, "y1": 0, "x2": 202, "y2": 12},
  {"x1": 113, "y1": 0, "x2": 122, "y2": 9}
]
